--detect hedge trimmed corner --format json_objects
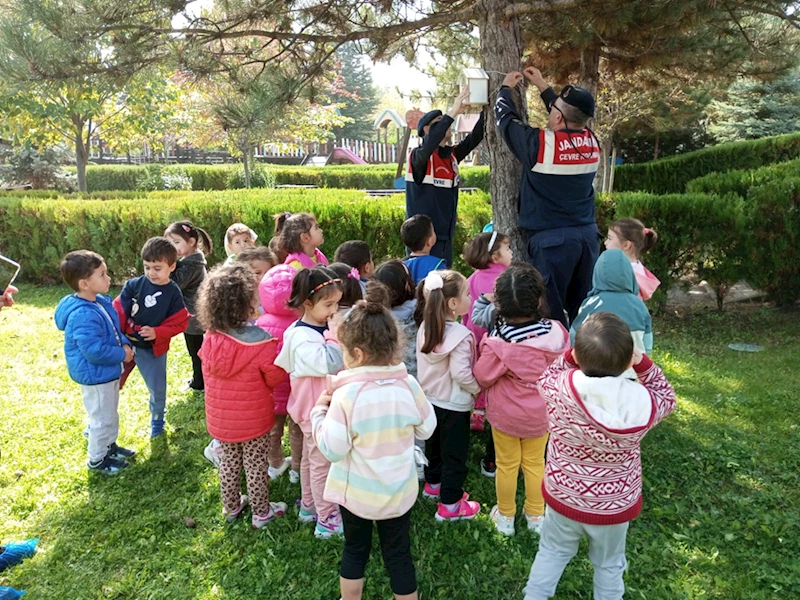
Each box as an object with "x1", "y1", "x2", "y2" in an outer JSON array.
[
  {"x1": 78, "y1": 164, "x2": 492, "y2": 192},
  {"x1": 614, "y1": 132, "x2": 800, "y2": 194},
  {"x1": 0, "y1": 189, "x2": 492, "y2": 284},
  {"x1": 610, "y1": 191, "x2": 747, "y2": 309},
  {"x1": 686, "y1": 157, "x2": 800, "y2": 197},
  {"x1": 744, "y1": 177, "x2": 800, "y2": 307}
]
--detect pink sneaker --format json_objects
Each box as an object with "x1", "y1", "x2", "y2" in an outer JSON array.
[
  {"x1": 224, "y1": 495, "x2": 249, "y2": 523},
  {"x1": 422, "y1": 482, "x2": 441, "y2": 500},
  {"x1": 252, "y1": 502, "x2": 288, "y2": 529},
  {"x1": 435, "y1": 497, "x2": 481, "y2": 522}
]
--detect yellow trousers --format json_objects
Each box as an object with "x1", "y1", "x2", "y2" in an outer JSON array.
[{"x1": 493, "y1": 428, "x2": 548, "y2": 517}]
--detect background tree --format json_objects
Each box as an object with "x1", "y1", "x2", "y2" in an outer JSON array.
[
  {"x1": 0, "y1": 1, "x2": 177, "y2": 190},
  {"x1": 329, "y1": 43, "x2": 380, "y2": 140},
  {"x1": 707, "y1": 69, "x2": 800, "y2": 143}
]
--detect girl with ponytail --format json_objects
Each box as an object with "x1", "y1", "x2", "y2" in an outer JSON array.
[
  {"x1": 165, "y1": 220, "x2": 213, "y2": 392},
  {"x1": 311, "y1": 299, "x2": 436, "y2": 600},
  {"x1": 415, "y1": 270, "x2": 481, "y2": 522}
]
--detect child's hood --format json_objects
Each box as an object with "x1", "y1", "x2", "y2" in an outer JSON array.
[
  {"x1": 590, "y1": 249, "x2": 639, "y2": 296},
  {"x1": 202, "y1": 326, "x2": 274, "y2": 378},
  {"x1": 481, "y1": 323, "x2": 569, "y2": 378},
  {"x1": 259, "y1": 264, "x2": 298, "y2": 317},
  {"x1": 419, "y1": 321, "x2": 472, "y2": 364},
  {"x1": 570, "y1": 371, "x2": 654, "y2": 435},
  {"x1": 55, "y1": 294, "x2": 108, "y2": 331},
  {"x1": 391, "y1": 298, "x2": 417, "y2": 323},
  {"x1": 275, "y1": 322, "x2": 323, "y2": 371},
  {"x1": 326, "y1": 364, "x2": 409, "y2": 395}
]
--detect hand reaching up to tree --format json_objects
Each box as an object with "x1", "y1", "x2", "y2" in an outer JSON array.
[
  {"x1": 523, "y1": 67, "x2": 549, "y2": 92},
  {"x1": 502, "y1": 72, "x2": 524, "y2": 89},
  {"x1": 447, "y1": 86, "x2": 472, "y2": 118}
]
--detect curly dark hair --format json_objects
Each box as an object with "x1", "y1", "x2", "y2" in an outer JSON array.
[
  {"x1": 494, "y1": 262, "x2": 548, "y2": 321},
  {"x1": 197, "y1": 264, "x2": 258, "y2": 332}
]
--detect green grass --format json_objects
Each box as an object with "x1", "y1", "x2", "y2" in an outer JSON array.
[{"x1": 1, "y1": 285, "x2": 798, "y2": 599}]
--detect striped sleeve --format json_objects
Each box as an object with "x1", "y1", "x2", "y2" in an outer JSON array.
[{"x1": 311, "y1": 392, "x2": 353, "y2": 463}]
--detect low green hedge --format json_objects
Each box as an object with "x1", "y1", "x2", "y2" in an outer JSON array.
[
  {"x1": 3, "y1": 186, "x2": 797, "y2": 307},
  {"x1": 0, "y1": 189, "x2": 492, "y2": 283},
  {"x1": 615, "y1": 132, "x2": 800, "y2": 194},
  {"x1": 686, "y1": 157, "x2": 800, "y2": 197},
  {"x1": 77, "y1": 164, "x2": 492, "y2": 192}
]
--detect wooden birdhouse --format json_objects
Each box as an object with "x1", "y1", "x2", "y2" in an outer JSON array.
[{"x1": 460, "y1": 68, "x2": 490, "y2": 106}]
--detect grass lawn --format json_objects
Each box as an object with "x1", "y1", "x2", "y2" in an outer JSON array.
[{"x1": 1, "y1": 284, "x2": 798, "y2": 599}]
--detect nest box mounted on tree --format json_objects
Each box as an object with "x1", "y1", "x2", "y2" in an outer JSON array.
[{"x1": 460, "y1": 68, "x2": 489, "y2": 106}]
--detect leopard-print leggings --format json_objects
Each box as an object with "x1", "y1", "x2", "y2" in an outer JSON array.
[{"x1": 218, "y1": 434, "x2": 270, "y2": 516}]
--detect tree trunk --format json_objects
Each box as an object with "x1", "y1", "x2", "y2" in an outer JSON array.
[
  {"x1": 72, "y1": 114, "x2": 88, "y2": 193},
  {"x1": 578, "y1": 45, "x2": 602, "y2": 99},
  {"x1": 653, "y1": 133, "x2": 660, "y2": 160},
  {"x1": 478, "y1": 0, "x2": 527, "y2": 259},
  {"x1": 243, "y1": 144, "x2": 252, "y2": 188},
  {"x1": 396, "y1": 127, "x2": 411, "y2": 179},
  {"x1": 608, "y1": 145, "x2": 617, "y2": 193}
]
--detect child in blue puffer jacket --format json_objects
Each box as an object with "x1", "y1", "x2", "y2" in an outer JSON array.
[{"x1": 55, "y1": 250, "x2": 136, "y2": 475}]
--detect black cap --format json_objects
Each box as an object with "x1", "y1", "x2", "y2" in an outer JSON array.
[
  {"x1": 559, "y1": 85, "x2": 595, "y2": 118},
  {"x1": 417, "y1": 110, "x2": 443, "y2": 136}
]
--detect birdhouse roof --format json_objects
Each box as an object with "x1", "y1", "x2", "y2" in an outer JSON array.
[
  {"x1": 373, "y1": 109, "x2": 407, "y2": 130},
  {"x1": 462, "y1": 67, "x2": 489, "y2": 80}
]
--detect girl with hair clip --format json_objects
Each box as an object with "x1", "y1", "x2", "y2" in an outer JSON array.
[
  {"x1": 164, "y1": 220, "x2": 214, "y2": 392},
  {"x1": 275, "y1": 266, "x2": 345, "y2": 538},
  {"x1": 416, "y1": 270, "x2": 481, "y2": 522},
  {"x1": 273, "y1": 212, "x2": 328, "y2": 271},
  {"x1": 312, "y1": 300, "x2": 436, "y2": 600},
  {"x1": 604, "y1": 217, "x2": 660, "y2": 301},
  {"x1": 461, "y1": 230, "x2": 514, "y2": 476}
]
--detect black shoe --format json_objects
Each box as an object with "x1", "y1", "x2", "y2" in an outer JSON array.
[
  {"x1": 480, "y1": 458, "x2": 497, "y2": 478},
  {"x1": 108, "y1": 443, "x2": 136, "y2": 460},
  {"x1": 88, "y1": 455, "x2": 129, "y2": 475}
]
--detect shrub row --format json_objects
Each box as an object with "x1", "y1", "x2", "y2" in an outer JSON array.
[
  {"x1": 0, "y1": 189, "x2": 492, "y2": 283},
  {"x1": 614, "y1": 132, "x2": 800, "y2": 194},
  {"x1": 77, "y1": 164, "x2": 491, "y2": 192},
  {"x1": 686, "y1": 157, "x2": 800, "y2": 196},
  {"x1": 611, "y1": 179, "x2": 800, "y2": 307},
  {"x1": 3, "y1": 184, "x2": 797, "y2": 307}
]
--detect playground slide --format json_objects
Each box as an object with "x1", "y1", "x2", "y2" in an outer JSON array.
[{"x1": 330, "y1": 147, "x2": 367, "y2": 165}]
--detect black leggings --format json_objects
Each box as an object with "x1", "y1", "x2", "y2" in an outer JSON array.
[
  {"x1": 339, "y1": 506, "x2": 417, "y2": 596},
  {"x1": 184, "y1": 333, "x2": 204, "y2": 390}
]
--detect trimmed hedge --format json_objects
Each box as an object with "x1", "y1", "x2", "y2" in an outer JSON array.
[
  {"x1": 77, "y1": 164, "x2": 492, "y2": 192},
  {"x1": 686, "y1": 157, "x2": 800, "y2": 197},
  {"x1": 3, "y1": 186, "x2": 796, "y2": 307},
  {"x1": 615, "y1": 132, "x2": 800, "y2": 194},
  {"x1": 610, "y1": 191, "x2": 746, "y2": 309},
  {"x1": 0, "y1": 189, "x2": 492, "y2": 283}
]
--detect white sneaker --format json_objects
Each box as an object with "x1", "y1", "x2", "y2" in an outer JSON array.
[
  {"x1": 268, "y1": 457, "x2": 292, "y2": 480},
  {"x1": 525, "y1": 512, "x2": 544, "y2": 534},
  {"x1": 414, "y1": 444, "x2": 427, "y2": 481},
  {"x1": 203, "y1": 439, "x2": 222, "y2": 468},
  {"x1": 289, "y1": 469, "x2": 300, "y2": 484},
  {"x1": 490, "y1": 505, "x2": 515, "y2": 537}
]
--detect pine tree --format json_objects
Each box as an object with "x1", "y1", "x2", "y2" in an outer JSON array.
[
  {"x1": 329, "y1": 44, "x2": 380, "y2": 140},
  {"x1": 708, "y1": 71, "x2": 800, "y2": 142}
]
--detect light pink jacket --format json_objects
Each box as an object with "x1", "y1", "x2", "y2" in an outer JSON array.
[
  {"x1": 256, "y1": 264, "x2": 301, "y2": 415},
  {"x1": 473, "y1": 322, "x2": 569, "y2": 438},
  {"x1": 416, "y1": 321, "x2": 479, "y2": 412}
]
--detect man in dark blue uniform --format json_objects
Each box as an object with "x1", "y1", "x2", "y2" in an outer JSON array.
[
  {"x1": 495, "y1": 67, "x2": 600, "y2": 327},
  {"x1": 406, "y1": 87, "x2": 485, "y2": 267}
]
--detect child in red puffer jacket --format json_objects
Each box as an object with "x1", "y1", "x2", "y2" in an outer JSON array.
[{"x1": 197, "y1": 264, "x2": 290, "y2": 529}]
